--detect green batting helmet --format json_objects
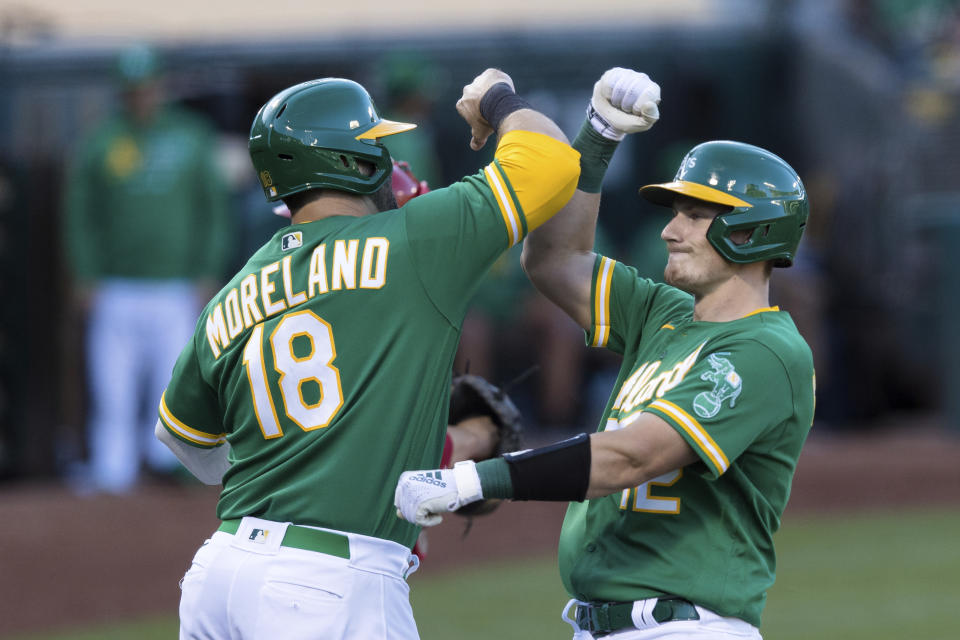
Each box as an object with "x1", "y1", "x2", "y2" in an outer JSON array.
[
  {"x1": 249, "y1": 78, "x2": 416, "y2": 202},
  {"x1": 640, "y1": 140, "x2": 808, "y2": 267}
]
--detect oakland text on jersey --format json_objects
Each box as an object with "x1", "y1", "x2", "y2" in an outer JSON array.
[
  {"x1": 205, "y1": 236, "x2": 390, "y2": 358},
  {"x1": 610, "y1": 341, "x2": 707, "y2": 414}
]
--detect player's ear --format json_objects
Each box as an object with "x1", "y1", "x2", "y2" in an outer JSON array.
[
  {"x1": 729, "y1": 228, "x2": 753, "y2": 246},
  {"x1": 356, "y1": 160, "x2": 375, "y2": 177}
]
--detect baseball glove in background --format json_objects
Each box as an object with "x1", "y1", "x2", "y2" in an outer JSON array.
[{"x1": 448, "y1": 373, "x2": 524, "y2": 516}]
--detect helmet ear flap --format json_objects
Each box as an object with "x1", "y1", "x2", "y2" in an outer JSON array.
[{"x1": 707, "y1": 199, "x2": 806, "y2": 267}]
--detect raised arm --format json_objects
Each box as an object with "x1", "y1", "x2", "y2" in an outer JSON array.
[
  {"x1": 522, "y1": 68, "x2": 662, "y2": 329},
  {"x1": 456, "y1": 68, "x2": 568, "y2": 149},
  {"x1": 454, "y1": 68, "x2": 582, "y2": 239}
]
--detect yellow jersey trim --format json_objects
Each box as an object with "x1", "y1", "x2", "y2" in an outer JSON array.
[
  {"x1": 743, "y1": 306, "x2": 779, "y2": 318},
  {"x1": 648, "y1": 398, "x2": 730, "y2": 475},
  {"x1": 591, "y1": 257, "x2": 615, "y2": 347},
  {"x1": 159, "y1": 392, "x2": 227, "y2": 447},
  {"x1": 484, "y1": 163, "x2": 521, "y2": 246}
]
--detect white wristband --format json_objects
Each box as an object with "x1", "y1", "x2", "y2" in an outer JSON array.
[{"x1": 452, "y1": 460, "x2": 484, "y2": 505}]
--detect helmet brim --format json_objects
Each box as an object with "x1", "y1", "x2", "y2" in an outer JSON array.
[
  {"x1": 639, "y1": 180, "x2": 752, "y2": 209},
  {"x1": 356, "y1": 119, "x2": 417, "y2": 140}
]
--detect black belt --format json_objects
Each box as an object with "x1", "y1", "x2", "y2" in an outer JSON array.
[{"x1": 575, "y1": 597, "x2": 700, "y2": 636}]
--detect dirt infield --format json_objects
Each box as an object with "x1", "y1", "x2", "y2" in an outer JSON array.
[{"x1": 2, "y1": 421, "x2": 959, "y2": 638}]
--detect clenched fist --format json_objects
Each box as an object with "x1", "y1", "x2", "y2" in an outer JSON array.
[
  {"x1": 395, "y1": 461, "x2": 484, "y2": 526},
  {"x1": 456, "y1": 68, "x2": 515, "y2": 151},
  {"x1": 589, "y1": 67, "x2": 661, "y2": 140}
]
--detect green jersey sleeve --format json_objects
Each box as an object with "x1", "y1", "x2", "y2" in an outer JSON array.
[
  {"x1": 586, "y1": 256, "x2": 693, "y2": 355},
  {"x1": 403, "y1": 130, "x2": 579, "y2": 323},
  {"x1": 401, "y1": 170, "x2": 512, "y2": 322},
  {"x1": 159, "y1": 334, "x2": 226, "y2": 449},
  {"x1": 643, "y1": 339, "x2": 796, "y2": 478}
]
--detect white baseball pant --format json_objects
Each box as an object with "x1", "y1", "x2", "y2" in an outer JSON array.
[
  {"x1": 86, "y1": 279, "x2": 198, "y2": 492},
  {"x1": 179, "y1": 517, "x2": 421, "y2": 639}
]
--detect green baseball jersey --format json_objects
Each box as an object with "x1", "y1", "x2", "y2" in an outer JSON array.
[
  {"x1": 63, "y1": 106, "x2": 229, "y2": 282},
  {"x1": 159, "y1": 132, "x2": 580, "y2": 549},
  {"x1": 558, "y1": 256, "x2": 815, "y2": 628}
]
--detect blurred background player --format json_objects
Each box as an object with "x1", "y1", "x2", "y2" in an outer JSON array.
[{"x1": 61, "y1": 44, "x2": 229, "y2": 493}]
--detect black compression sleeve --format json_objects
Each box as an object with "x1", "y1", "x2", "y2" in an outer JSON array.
[{"x1": 502, "y1": 433, "x2": 591, "y2": 502}]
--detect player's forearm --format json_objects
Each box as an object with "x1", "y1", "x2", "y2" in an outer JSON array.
[
  {"x1": 473, "y1": 438, "x2": 652, "y2": 502},
  {"x1": 585, "y1": 432, "x2": 652, "y2": 498},
  {"x1": 497, "y1": 108, "x2": 569, "y2": 146},
  {"x1": 522, "y1": 72, "x2": 659, "y2": 309},
  {"x1": 587, "y1": 416, "x2": 699, "y2": 498},
  {"x1": 521, "y1": 120, "x2": 614, "y2": 260},
  {"x1": 587, "y1": 433, "x2": 673, "y2": 498},
  {"x1": 446, "y1": 416, "x2": 499, "y2": 464},
  {"x1": 476, "y1": 413, "x2": 698, "y2": 501}
]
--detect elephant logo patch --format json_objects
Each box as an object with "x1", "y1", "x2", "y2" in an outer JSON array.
[{"x1": 692, "y1": 354, "x2": 742, "y2": 419}]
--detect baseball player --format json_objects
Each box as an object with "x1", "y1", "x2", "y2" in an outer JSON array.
[
  {"x1": 154, "y1": 70, "x2": 579, "y2": 639},
  {"x1": 63, "y1": 44, "x2": 229, "y2": 493},
  {"x1": 395, "y1": 67, "x2": 815, "y2": 639}
]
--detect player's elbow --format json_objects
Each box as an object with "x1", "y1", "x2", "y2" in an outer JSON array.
[
  {"x1": 495, "y1": 132, "x2": 580, "y2": 229},
  {"x1": 520, "y1": 240, "x2": 547, "y2": 283},
  {"x1": 615, "y1": 444, "x2": 661, "y2": 489},
  {"x1": 520, "y1": 242, "x2": 562, "y2": 299}
]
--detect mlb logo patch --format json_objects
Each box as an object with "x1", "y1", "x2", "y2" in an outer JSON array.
[
  {"x1": 281, "y1": 231, "x2": 303, "y2": 251},
  {"x1": 249, "y1": 528, "x2": 269, "y2": 544}
]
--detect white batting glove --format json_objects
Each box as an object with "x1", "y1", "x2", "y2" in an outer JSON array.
[
  {"x1": 394, "y1": 461, "x2": 484, "y2": 527},
  {"x1": 588, "y1": 67, "x2": 661, "y2": 140}
]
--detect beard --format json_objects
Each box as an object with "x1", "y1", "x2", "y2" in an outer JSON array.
[
  {"x1": 663, "y1": 264, "x2": 692, "y2": 293},
  {"x1": 370, "y1": 179, "x2": 398, "y2": 213},
  {"x1": 663, "y1": 255, "x2": 691, "y2": 290},
  {"x1": 664, "y1": 252, "x2": 733, "y2": 299}
]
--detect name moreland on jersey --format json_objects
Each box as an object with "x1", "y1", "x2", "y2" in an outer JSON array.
[{"x1": 205, "y1": 237, "x2": 389, "y2": 358}]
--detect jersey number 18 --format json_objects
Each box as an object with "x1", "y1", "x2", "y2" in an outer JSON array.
[{"x1": 241, "y1": 310, "x2": 344, "y2": 439}]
